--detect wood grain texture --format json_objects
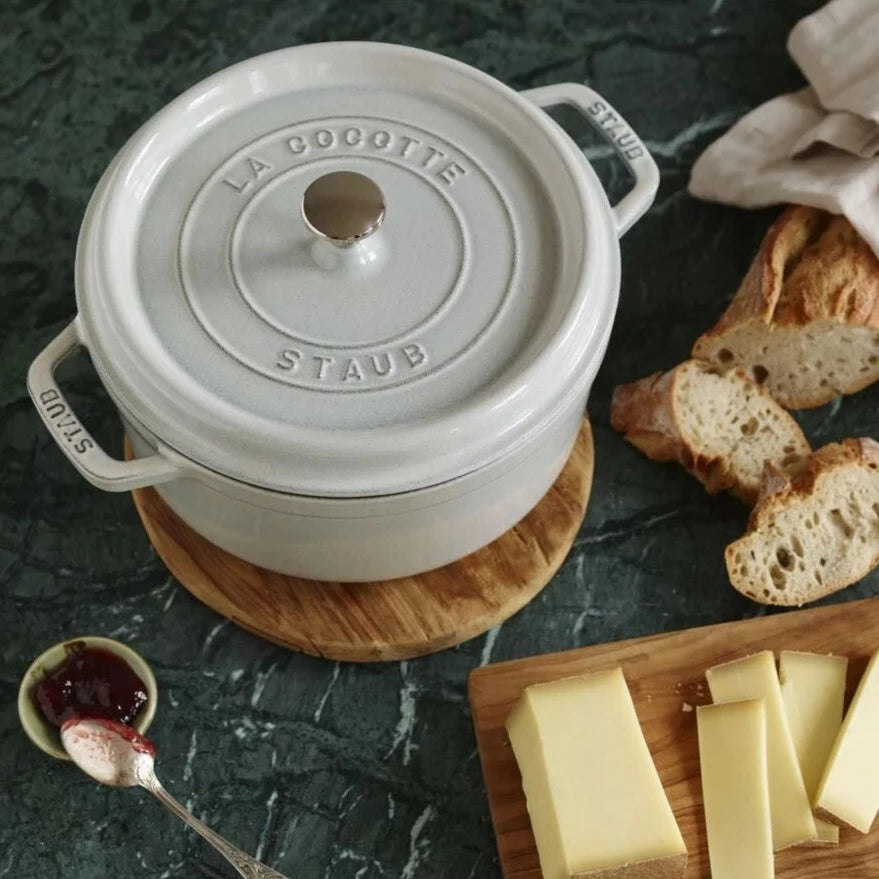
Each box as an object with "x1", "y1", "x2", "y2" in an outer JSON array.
[
  {"x1": 127, "y1": 419, "x2": 593, "y2": 662},
  {"x1": 469, "y1": 596, "x2": 879, "y2": 878}
]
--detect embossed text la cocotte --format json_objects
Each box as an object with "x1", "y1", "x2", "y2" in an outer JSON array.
[{"x1": 223, "y1": 123, "x2": 468, "y2": 195}]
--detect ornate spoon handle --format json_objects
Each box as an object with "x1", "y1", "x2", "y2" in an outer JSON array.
[{"x1": 141, "y1": 775, "x2": 291, "y2": 879}]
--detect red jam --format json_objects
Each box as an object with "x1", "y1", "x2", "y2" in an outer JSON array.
[
  {"x1": 61, "y1": 715, "x2": 156, "y2": 757},
  {"x1": 34, "y1": 643, "x2": 148, "y2": 727}
]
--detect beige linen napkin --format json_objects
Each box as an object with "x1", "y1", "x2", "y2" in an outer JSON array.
[{"x1": 689, "y1": 0, "x2": 879, "y2": 256}]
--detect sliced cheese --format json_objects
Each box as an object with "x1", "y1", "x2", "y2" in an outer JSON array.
[
  {"x1": 506, "y1": 668, "x2": 687, "y2": 879},
  {"x1": 815, "y1": 648, "x2": 879, "y2": 833},
  {"x1": 706, "y1": 650, "x2": 816, "y2": 848},
  {"x1": 697, "y1": 700, "x2": 773, "y2": 879},
  {"x1": 779, "y1": 650, "x2": 848, "y2": 845}
]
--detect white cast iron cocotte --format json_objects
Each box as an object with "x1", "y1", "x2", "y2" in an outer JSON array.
[{"x1": 28, "y1": 42, "x2": 659, "y2": 581}]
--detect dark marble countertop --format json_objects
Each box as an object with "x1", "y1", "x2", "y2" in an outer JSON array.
[{"x1": 3, "y1": 0, "x2": 878, "y2": 876}]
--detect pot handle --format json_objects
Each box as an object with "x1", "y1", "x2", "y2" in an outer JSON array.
[
  {"x1": 521, "y1": 83, "x2": 659, "y2": 237},
  {"x1": 27, "y1": 320, "x2": 185, "y2": 492}
]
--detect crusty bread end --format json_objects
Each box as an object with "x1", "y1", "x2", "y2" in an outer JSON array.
[{"x1": 693, "y1": 207, "x2": 879, "y2": 408}]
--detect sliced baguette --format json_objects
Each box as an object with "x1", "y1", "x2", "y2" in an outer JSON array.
[
  {"x1": 610, "y1": 359, "x2": 810, "y2": 504},
  {"x1": 726, "y1": 438, "x2": 879, "y2": 606},
  {"x1": 693, "y1": 205, "x2": 879, "y2": 409}
]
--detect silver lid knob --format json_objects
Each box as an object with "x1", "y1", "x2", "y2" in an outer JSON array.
[{"x1": 301, "y1": 171, "x2": 386, "y2": 247}]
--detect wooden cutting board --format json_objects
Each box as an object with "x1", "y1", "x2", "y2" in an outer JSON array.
[{"x1": 469, "y1": 595, "x2": 879, "y2": 878}]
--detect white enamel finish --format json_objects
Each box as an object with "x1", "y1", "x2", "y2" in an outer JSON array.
[
  {"x1": 124, "y1": 397, "x2": 582, "y2": 581},
  {"x1": 73, "y1": 42, "x2": 621, "y2": 497},
  {"x1": 27, "y1": 321, "x2": 185, "y2": 492},
  {"x1": 27, "y1": 42, "x2": 658, "y2": 579},
  {"x1": 521, "y1": 83, "x2": 660, "y2": 236}
]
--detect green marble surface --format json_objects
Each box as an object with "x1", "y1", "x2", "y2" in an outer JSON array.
[{"x1": 2, "y1": 0, "x2": 878, "y2": 876}]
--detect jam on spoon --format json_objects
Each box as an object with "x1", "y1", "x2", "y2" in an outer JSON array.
[
  {"x1": 33, "y1": 641, "x2": 148, "y2": 727},
  {"x1": 61, "y1": 717, "x2": 291, "y2": 878}
]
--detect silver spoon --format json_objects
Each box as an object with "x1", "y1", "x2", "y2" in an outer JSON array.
[{"x1": 61, "y1": 717, "x2": 291, "y2": 879}]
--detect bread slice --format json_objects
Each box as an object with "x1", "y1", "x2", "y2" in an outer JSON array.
[
  {"x1": 610, "y1": 359, "x2": 810, "y2": 504},
  {"x1": 726, "y1": 438, "x2": 879, "y2": 606},
  {"x1": 693, "y1": 206, "x2": 879, "y2": 409}
]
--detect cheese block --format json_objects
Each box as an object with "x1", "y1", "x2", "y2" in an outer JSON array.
[
  {"x1": 697, "y1": 700, "x2": 774, "y2": 879},
  {"x1": 706, "y1": 650, "x2": 816, "y2": 848},
  {"x1": 506, "y1": 668, "x2": 687, "y2": 879},
  {"x1": 779, "y1": 651, "x2": 848, "y2": 845},
  {"x1": 815, "y1": 648, "x2": 879, "y2": 832}
]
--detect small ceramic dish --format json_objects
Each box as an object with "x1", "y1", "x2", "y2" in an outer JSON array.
[{"x1": 17, "y1": 636, "x2": 158, "y2": 760}]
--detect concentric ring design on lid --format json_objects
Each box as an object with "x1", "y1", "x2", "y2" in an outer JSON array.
[
  {"x1": 179, "y1": 113, "x2": 513, "y2": 392},
  {"x1": 76, "y1": 42, "x2": 620, "y2": 497}
]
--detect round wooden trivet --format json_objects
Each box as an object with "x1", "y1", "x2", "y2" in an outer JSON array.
[{"x1": 127, "y1": 418, "x2": 593, "y2": 662}]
